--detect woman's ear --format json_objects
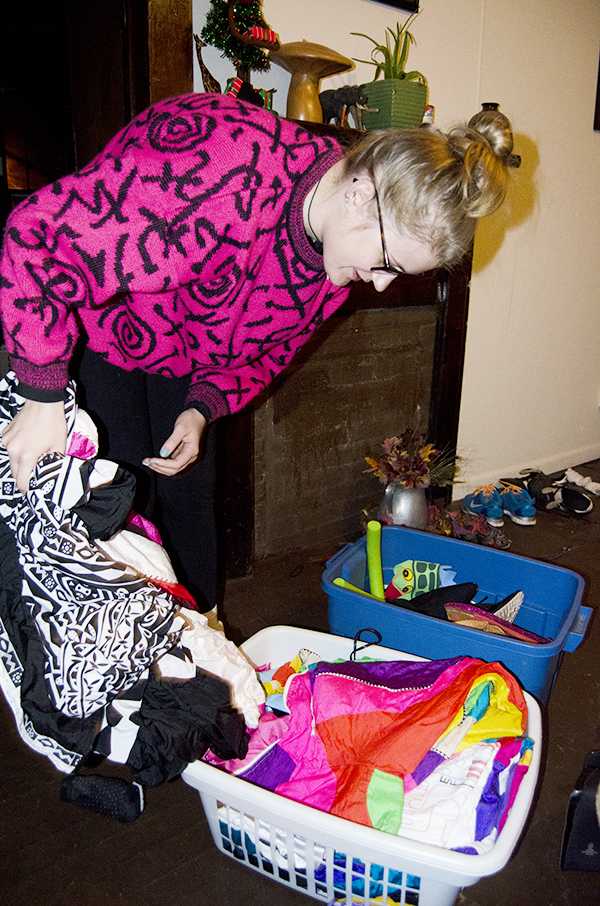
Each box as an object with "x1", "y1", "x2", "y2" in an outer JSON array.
[{"x1": 344, "y1": 173, "x2": 376, "y2": 220}]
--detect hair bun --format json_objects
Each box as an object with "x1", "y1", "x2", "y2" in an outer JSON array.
[
  {"x1": 467, "y1": 107, "x2": 514, "y2": 163},
  {"x1": 444, "y1": 107, "x2": 514, "y2": 219}
]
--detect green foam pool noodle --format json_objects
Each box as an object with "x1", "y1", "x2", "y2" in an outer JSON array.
[
  {"x1": 333, "y1": 577, "x2": 380, "y2": 600},
  {"x1": 366, "y1": 520, "x2": 385, "y2": 601}
]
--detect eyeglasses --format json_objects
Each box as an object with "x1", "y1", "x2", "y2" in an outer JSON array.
[{"x1": 370, "y1": 189, "x2": 406, "y2": 277}]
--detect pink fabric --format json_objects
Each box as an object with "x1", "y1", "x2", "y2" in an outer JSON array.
[
  {"x1": 275, "y1": 672, "x2": 338, "y2": 813},
  {"x1": 311, "y1": 658, "x2": 470, "y2": 722},
  {"x1": 1, "y1": 95, "x2": 348, "y2": 421},
  {"x1": 65, "y1": 432, "x2": 98, "y2": 461},
  {"x1": 126, "y1": 512, "x2": 163, "y2": 545},
  {"x1": 205, "y1": 709, "x2": 290, "y2": 775}
]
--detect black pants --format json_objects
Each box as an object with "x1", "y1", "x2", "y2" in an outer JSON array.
[{"x1": 75, "y1": 350, "x2": 217, "y2": 612}]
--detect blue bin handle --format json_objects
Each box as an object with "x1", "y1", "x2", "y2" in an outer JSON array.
[
  {"x1": 324, "y1": 542, "x2": 359, "y2": 574},
  {"x1": 563, "y1": 605, "x2": 592, "y2": 653}
]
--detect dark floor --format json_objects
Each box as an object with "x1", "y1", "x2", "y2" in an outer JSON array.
[{"x1": 2, "y1": 464, "x2": 600, "y2": 905}]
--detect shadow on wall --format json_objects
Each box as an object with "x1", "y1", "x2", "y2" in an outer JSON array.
[{"x1": 472, "y1": 132, "x2": 540, "y2": 273}]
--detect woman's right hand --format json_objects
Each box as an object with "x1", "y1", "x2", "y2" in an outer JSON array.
[{"x1": 2, "y1": 399, "x2": 68, "y2": 492}]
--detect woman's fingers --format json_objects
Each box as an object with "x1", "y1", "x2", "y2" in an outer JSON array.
[
  {"x1": 2, "y1": 400, "x2": 67, "y2": 492},
  {"x1": 142, "y1": 409, "x2": 206, "y2": 476}
]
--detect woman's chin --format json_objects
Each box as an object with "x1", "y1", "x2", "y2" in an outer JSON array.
[{"x1": 326, "y1": 270, "x2": 352, "y2": 287}]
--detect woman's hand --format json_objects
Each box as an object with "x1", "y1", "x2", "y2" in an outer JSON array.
[
  {"x1": 143, "y1": 408, "x2": 207, "y2": 477},
  {"x1": 2, "y1": 399, "x2": 68, "y2": 492}
]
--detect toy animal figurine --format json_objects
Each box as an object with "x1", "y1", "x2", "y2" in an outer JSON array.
[
  {"x1": 193, "y1": 35, "x2": 222, "y2": 94},
  {"x1": 319, "y1": 84, "x2": 370, "y2": 129}
]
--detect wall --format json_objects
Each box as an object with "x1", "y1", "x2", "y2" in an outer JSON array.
[
  {"x1": 192, "y1": 0, "x2": 600, "y2": 493},
  {"x1": 253, "y1": 307, "x2": 437, "y2": 557}
]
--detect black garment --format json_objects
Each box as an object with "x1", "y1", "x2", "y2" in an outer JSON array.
[
  {"x1": 127, "y1": 671, "x2": 248, "y2": 787},
  {"x1": 73, "y1": 461, "x2": 137, "y2": 541},
  {"x1": 0, "y1": 512, "x2": 100, "y2": 763},
  {"x1": 396, "y1": 582, "x2": 479, "y2": 620},
  {"x1": 75, "y1": 349, "x2": 217, "y2": 611}
]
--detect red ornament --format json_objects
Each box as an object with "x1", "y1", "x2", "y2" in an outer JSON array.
[
  {"x1": 245, "y1": 25, "x2": 278, "y2": 48},
  {"x1": 225, "y1": 76, "x2": 244, "y2": 98}
]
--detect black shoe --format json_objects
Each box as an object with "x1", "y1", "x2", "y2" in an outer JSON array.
[{"x1": 503, "y1": 471, "x2": 593, "y2": 516}]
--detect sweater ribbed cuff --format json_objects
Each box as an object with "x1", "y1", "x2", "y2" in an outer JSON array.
[
  {"x1": 185, "y1": 382, "x2": 230, "y2": 422},
  {"x1": 9, "y1": 355, "x2": 69, "y2": 397},
  {"x1": 15, "y1": 382, "x2": 67, "y2": 403}
]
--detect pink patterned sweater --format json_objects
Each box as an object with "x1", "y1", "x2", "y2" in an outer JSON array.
[{"x1": 0, "y1": 94, "x2": 348, "y2": 420}]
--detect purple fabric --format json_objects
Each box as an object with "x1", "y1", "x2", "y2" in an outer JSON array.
[
  {"x1": 311, "y1": 656, "x2": 463, "y2": 690},
  {"x1": 410, "y1": 749, "x2": 445, "y2": 786},
  {"x1": 240, "y1": 743, "x2": 295, "y2": 789},
  {"x1": 475, "y1": 738, "x2": 523, "y2": 840}
]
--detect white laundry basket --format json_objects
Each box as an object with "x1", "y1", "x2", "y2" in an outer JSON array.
[{"x1": 182, "y1": 626, "x2": 542, "y2": 906}]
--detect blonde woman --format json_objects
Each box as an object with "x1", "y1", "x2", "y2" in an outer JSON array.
[{"x1": 0, "y1": 93, "x2": 513, "y2": 612}]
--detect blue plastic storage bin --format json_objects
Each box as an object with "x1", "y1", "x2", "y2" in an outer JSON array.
[{"x1": 322, "y1": 525, "x2": 591, "y2": 704}]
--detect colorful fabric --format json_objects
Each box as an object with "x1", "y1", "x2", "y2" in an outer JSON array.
[
  {"x1": 401, "y1": 737, "x2": 533, "y2": 852},
  {"x1": 444, "y1": 602, "x2": 549, "y2": 643},
  {"x1": 0, "y1": 94, "x2": 347, "y2": 421},
  {"x1": 385, "y1": 559, "x2": 456, "y2": 601},
  {"x1": 209, "y1": 652, "x2": 532, "y2": 854},
  {"x1": 258, "y1": 647, "x2": 319, "y2": 713}
]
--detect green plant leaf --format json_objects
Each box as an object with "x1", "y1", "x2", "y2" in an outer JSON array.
[
  {"x1": 351, "y1": 13, "x2": 426, "y2": 82},
  {"x1": 351, "y1": 31, "x2": 382, "y2": 47},
  {"x1": 398, "y1": 32, "x2": 411, "y2": 73}
]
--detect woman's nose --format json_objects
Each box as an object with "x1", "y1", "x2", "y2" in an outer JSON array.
[{"x1": 371, "y1": 272, "x2": 397, "y2": 293}]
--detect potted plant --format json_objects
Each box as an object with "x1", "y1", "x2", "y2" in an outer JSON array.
[
  {"x1": 352, "y1": 12, "x2": 428, "y2": 129},
  {"x1": 364, "y1": 427, "x2": 458, "y2": 528}
]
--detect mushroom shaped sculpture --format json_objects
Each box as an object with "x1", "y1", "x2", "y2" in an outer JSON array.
[{"x1": 271, "y1": 40, "x2": 354, "y2": 123}]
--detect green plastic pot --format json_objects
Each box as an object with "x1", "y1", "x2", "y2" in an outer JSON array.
[{"x1": 362, "y1": 79, "x2": 427, "y2": 130}]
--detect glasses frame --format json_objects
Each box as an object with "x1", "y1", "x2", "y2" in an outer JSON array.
[{"x1": 370, "y1": 189, "x2": 406, "y2": 277}]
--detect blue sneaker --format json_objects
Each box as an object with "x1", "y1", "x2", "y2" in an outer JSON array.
[
  {"x1": 462, "y1": 484, "x2": 504, "y2": 527},
  {"x1": 499, "y1": 482, "x2": 536, "y2": 525}
]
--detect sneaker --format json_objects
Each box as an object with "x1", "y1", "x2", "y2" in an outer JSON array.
[
  {"x1": 499, "y1": 482, "x2": 536, "y2": 525},
  {"x1": 462, "y1": 484, "x2": 504, "y2": 527},
  {"x1": 523, "y1": 471, "x2": 593, "y2": 516}
]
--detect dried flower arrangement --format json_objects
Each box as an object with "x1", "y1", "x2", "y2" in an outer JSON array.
[{"x1": 365, "y1": 426, "x2": 459, "y2": 489}]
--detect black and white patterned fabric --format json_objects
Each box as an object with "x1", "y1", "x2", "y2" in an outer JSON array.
[
  {"x1": 0, "y1": 373, "x2": 182, "y2": 720},
  {"x1": 0, "y1": 514, "x2": 105, "y2": 771}
]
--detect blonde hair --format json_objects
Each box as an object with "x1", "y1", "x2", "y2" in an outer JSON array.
[{"x1": 342, "y1": 108, "x2": 514, "y2": 267}]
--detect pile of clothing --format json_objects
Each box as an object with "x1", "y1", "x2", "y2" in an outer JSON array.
[
  {"x1": 206, "y1": 646, "x2": 534, "y2": 861},
  {"x1": 0, "y1": 373, "x2": 265, "y2": 820}
]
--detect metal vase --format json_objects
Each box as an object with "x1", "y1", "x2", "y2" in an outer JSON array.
[{"x1": 380, "y1": 483, "x2": 428, "y2": 529}]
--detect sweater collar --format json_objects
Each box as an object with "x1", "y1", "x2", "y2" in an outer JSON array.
[{"x1": 287, "y1": 148, "x2": 344, "y2": 272}]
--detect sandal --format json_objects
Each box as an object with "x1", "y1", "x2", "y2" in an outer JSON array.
[{"x1": 505, "y1": 470, "x2": 593, "y2": 516}]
